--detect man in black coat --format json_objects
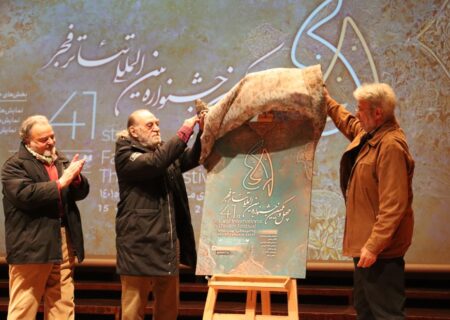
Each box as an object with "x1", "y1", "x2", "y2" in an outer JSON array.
[
  {"x1": 115, "y1": 109, "x2": 204, "y2": 320},
  {"x1": 1, "y1": 115, "x2": 89, "y2": 320}
]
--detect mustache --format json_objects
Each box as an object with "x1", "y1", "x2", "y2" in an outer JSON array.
[
  {"x1": 135, "y1": 132, "x2": 161, "y2": 147},
  {"x1": 43, "y1": 147, "x2": 57, "y2": 157}
]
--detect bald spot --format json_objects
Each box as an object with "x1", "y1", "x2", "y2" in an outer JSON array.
[{"x1": 127, "y1": 109, "x2": 156, "y2": 128}]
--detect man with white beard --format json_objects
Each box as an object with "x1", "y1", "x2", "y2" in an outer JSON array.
[
  {"x1": 114, "y1": 109, "x2": 204, "y2": 320},
  {"x1": 1, "y1": 115, "x2": 90, "y2": 320}
]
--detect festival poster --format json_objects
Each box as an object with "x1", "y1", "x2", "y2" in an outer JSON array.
[{"x1": 197, "y1": 115, "x2": 323, "y2": 278}]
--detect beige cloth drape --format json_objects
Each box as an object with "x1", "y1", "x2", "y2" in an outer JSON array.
[{"x1": 198, "y1": 65, "x2": 325, "y2": 166}]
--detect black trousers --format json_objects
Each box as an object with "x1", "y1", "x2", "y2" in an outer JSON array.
[{"x1": 353, "y1": 257, "x2": 406, "y2": 320}]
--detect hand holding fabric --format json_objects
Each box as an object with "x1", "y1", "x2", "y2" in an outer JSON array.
[{"x1": 183, "y1": 115, "x2": 199, "y2": 130}]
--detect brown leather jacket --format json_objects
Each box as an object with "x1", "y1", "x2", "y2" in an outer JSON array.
[{"x1": 327, "y1": 97, "x2": 415, "y2": 258}]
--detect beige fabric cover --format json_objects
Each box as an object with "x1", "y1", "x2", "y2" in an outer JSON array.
[{"x1": 199, "y1": 65, "x2": 325, "y2": 164}]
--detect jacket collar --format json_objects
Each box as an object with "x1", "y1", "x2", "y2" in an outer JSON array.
[
  {"x1": 18, "y1": 142, "x2": 69, "y2": 164},
  {"x1": 117, "y1": 134, "x2": 161, "y2": 153},
  {"x1": 17, "y1": 143, "x2": 69, "y2": 183},
  {"x1": 18, "y1": 142, "x2": 35, "y2": 160},
  {"x1": 345, "y1": 118, "x2": 398, "y2": 153},
  {"x1": 367, "y1": 118, "x2": 399, "y2": 147}
]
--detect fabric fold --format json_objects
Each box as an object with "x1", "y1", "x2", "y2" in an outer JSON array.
[{"x1": 198, "y1": 65, "x2": 325, "y2": 165}]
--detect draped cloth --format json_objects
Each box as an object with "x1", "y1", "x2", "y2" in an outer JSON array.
[
  {"x1": 195, "y1": 66, "x2": 327, "y2": 278},
  {"x1": 199, "y1": 65, "x2": 326, "y2": 168}
]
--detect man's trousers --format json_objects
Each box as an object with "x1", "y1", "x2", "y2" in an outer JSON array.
[
  {"x1": 353, "y1": 257, "x2": 406, "y2": 320},
  {"x1": 121, "y1": 274, "x2": 179, "y2": 320},
  {"x1": 8, "y1": 227, "x2": 76, "y2": 320}
]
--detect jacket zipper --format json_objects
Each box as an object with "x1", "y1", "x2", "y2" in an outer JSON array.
[
  {"x1": 165, "y1": 179, "x2": 174, "y2": 249},
  {"x1": 345, "y1": 143, "x2": 370, "y2": 199}
]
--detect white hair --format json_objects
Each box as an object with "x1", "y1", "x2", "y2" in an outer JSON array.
[{"x1": 353, "y1": 83, "x2": 396, "y2": 120}]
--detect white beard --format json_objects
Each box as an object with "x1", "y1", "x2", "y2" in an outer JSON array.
[{"x1": 26, "y1": 145, "x2": 57, "y2": 165}]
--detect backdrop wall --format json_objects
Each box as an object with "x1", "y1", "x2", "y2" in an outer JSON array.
[{"x1": 0, "y1": 0, "x2": 449, "y2": 268}]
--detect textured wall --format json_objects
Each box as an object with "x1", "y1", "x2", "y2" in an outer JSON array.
[{"x1": 0, "y1": 0, "x2": 448, "y2": 266}]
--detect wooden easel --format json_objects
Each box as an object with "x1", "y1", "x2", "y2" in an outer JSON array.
[{"x1": 203, "y1": 274, "x2": 299, "y2": 320}]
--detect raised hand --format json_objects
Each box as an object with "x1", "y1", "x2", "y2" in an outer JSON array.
[
  {"x1": 58, "y1": 154, "x2": 86, "y2": 188},
  {"x1": 183, "y1": 115, "x2": 199, "y2": 130}
]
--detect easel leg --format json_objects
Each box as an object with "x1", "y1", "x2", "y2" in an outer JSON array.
[
  {"x1": 203, "y1": 287, "x2": 218, "y2": 320},
  {"x1": 245, "y1": 290, "x2": 257, "y2": 319},
  {"x1": 261, "y1": 291, "x2": 271, "y2": 315},
  {"x1": 287, "y1": 279, "x2": 299, "y2": 319}
]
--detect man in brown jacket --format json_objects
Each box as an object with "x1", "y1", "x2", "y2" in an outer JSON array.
[{"x1": 325, "y1": 83, "x2": 415, "y2": 319}]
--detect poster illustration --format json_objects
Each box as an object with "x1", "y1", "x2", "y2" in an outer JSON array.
[
  {"x1": 196, "y1": 67, "x2": 326, "y2": 278},
  {"x1": 1, "y1": 1, "x2": 448, "y2": 267}
]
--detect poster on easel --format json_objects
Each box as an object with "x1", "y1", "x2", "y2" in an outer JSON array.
[{"x1": 196, "y1": 66, "x2": 326, "y2": 278}]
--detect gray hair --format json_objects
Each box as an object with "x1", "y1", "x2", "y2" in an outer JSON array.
[
  {"x1": 353, "y1": 83, "x2": 396, "y2": 120},
  {"x1": 19, "y1": 115, "x2": 50, "y2": 142}
]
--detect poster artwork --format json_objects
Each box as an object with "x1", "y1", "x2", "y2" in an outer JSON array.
[{"x1": 196, "y1": 66, "x2": 326, "y2": 278}]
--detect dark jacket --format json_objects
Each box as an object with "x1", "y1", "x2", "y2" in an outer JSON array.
[
  {"x1": 1, "y1": 143, "x2": 90, "y2": 264},
  {"x1": 114, "y1": 132, "x2": 200, "y2": 276}
]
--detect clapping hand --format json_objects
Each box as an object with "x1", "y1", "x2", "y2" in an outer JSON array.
[{"x1": 59, "y1": 154, "x2": 86, "y2": 188}]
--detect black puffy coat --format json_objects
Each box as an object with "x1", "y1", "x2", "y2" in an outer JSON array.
[
  {"x1": 1, "y1": 143, "x2": 90, "y2": 264},
  {"x1": 114, "y1": 133, "x2": 200, "y2": 276}
]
